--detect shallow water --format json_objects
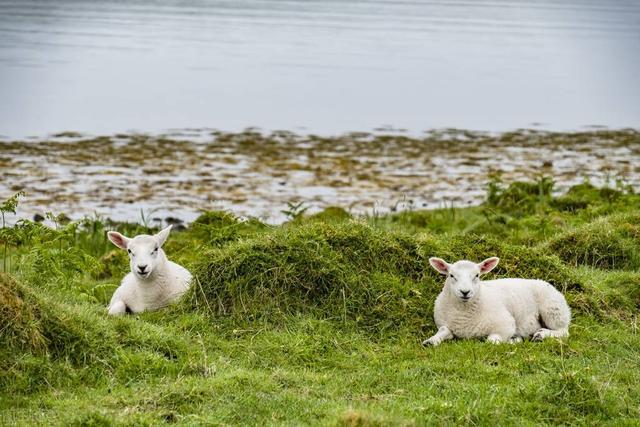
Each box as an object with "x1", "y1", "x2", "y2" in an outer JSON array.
[
  {"x1": 1, "y1": 0, "x2": 639, "y2": 137},
  {"x1": 2, "y1": 130, "x2": 639, "y2": 224}
]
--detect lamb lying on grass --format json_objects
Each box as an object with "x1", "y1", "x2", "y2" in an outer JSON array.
[
  {"x1": 106, "y1": 225, "x2": 191, "y2": 316},
  {"x1": 423, "y1": 257, "x2": 570, "y2": 346}
]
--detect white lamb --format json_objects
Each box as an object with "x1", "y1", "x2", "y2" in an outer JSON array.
[
  {"x1": 423, "y1": 256, "x2": 570, "y2": 346},
  {"x1": 106, "y1": 225, "x2": 192, "y2": 316}
]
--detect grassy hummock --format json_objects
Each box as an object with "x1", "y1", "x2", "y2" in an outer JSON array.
[{"x1": 1, "y1": 178, "x2": 640, "y2": 425}]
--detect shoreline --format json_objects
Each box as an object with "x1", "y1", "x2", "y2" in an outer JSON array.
[{"x1": 2, "y1": 128, "x2": 639, "y2": 225}]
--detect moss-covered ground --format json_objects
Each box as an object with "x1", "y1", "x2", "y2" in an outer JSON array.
[{"x1": 1, "y1": 178, "x2": 640, "y2": 425}]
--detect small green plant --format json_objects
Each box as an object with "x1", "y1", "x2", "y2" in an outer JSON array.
[
  {"x1": 0, "y1": 191, "x2": 25, "y2": 272},
  {"x1": 281, "y1": 201, "x2": 309, "y2": 221},
  {"x1": 0, "y1": 192, "x2": 25, "y2": 222},
  {"x1": 485, "y1": 173, "x2": 503, "y2": 207}
]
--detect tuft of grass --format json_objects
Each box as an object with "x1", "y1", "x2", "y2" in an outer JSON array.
[{"x1": 190, "y1": 210, "x2": 268, "y2": 247}]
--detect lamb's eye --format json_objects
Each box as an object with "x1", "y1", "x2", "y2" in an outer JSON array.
[
  {"x1": 450, "y1": 274, "x2": 456, "y2": 281},
  {"x1": 127, "y1": 249, "x2": 132, "y2": 255},
  {"x1": 152, "y1": 247, "x2": 158, "y2": 254},
  {"x1": 475, "y1": 274, "x2": 479, "y2": 279}
]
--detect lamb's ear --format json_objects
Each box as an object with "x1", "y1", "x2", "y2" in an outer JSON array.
[
  {"x1": 429, "y1": 257, "x2": 450, "y2": 275},
  {"x1": 155, "y1": 225, "x2": 172, "y2": 247},
  {"x1": 107, "y1": 231, "x2": 130, "y2": 250},
  {"x1": 478, "y1": 257, "x2": 499, "y2": 274}
]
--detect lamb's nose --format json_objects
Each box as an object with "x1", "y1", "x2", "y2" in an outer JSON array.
[
  {"x1": 461, "y1": 290, "x2": 470, "y2": 297},
  {"x1": 138, "y1": 265, "x2": 148, "y2": 273}
]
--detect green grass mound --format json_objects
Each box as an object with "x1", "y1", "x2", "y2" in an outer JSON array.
[
  {"x1": 547, "y1": 213, "x2": 640, "y2": 270},
  {"x1": 570, "y1": 268, "x2": 640, "y2": 318},
  {"x1": 194, "y1": 221, "x2": 432, "y2": 334},
  {"x1": 0, "y1": 273, "x2": 46, "y2": 353},
  {"x1": 0, "y1": 273, "x2": 201, "y2": 394}
]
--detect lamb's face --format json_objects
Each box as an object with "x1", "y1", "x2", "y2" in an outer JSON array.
[
  {"x1": 429, "y1": 256, "x2": 499, "y2": 303},
  {"x1": 446, "y1": 261, "x2": 482, "y2": 301},
  {"x1": 107, "y1": 225, "x2": 173, "y2": 281},
  {"x1": 126, "y1": 236, "x2": 162, "y2": 279}
]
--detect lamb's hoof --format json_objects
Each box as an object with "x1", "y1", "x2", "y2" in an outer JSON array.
[
  {"x1": 509, "y1": 336, "x2": 523, "y2": 344},
  {"x1": 532, "y1": 330, "x2": 546, "y2": 341},
  {"x1": 422, "y1": 338, "x2": 438, "y2": 347}
]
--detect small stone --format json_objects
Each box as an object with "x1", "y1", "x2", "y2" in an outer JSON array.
[
  {"x1": 57, "y1": 213, "x2": 71, "y2": 224},
  {"x1": 165, "y1": 217, "x2": 184, "y2": 225},
  {"x1": 173, "y1": 224, "x2": 187, "y2": 232},
  {"x1": 33, "y1": 213, "x2": 45, "y2": 222}
]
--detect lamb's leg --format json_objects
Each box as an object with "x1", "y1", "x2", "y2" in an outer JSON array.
[
  {"x1": 487, "y1": 334, "x2": 506, "y2": 344},
  {"x1": 533, "y1": 286, "x2": 571, "y2": 341},
  {"x1": 488, "y1": 334, "x2": 522, "y2": 344},
  {"x1": 108, "y1": 300, "x2": 127, "y2": 316},
  {"x1": 422, "y1": 326, "x2": 453, "y2": 346},
  {"x1": 487, "y1": 313, "x2": 517, "y2": 344}
]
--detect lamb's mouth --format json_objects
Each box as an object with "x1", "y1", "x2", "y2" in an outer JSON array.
[
  {"x1": 460, "y1": 296, "x2": 471, "y2": 302},
  {"x1": 137, "y1": 272, "x2": 151, "y2": 279}
]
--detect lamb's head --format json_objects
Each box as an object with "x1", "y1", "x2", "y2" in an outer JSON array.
[
  {"x1": 429, "y1": 256, "x2": 499, "y2": 302},
  {"x1": 107, "y1": 225, "x2": 173, "y2": 280}
]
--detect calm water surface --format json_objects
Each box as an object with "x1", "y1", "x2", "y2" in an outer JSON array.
[{"x1": 0, "y1": 0, "x2": 638, "y2": 138}]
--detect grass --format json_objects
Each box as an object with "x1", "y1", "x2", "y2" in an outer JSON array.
[{"x1": 1, "y1": 177, "x2": 640, "y2": 425}]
